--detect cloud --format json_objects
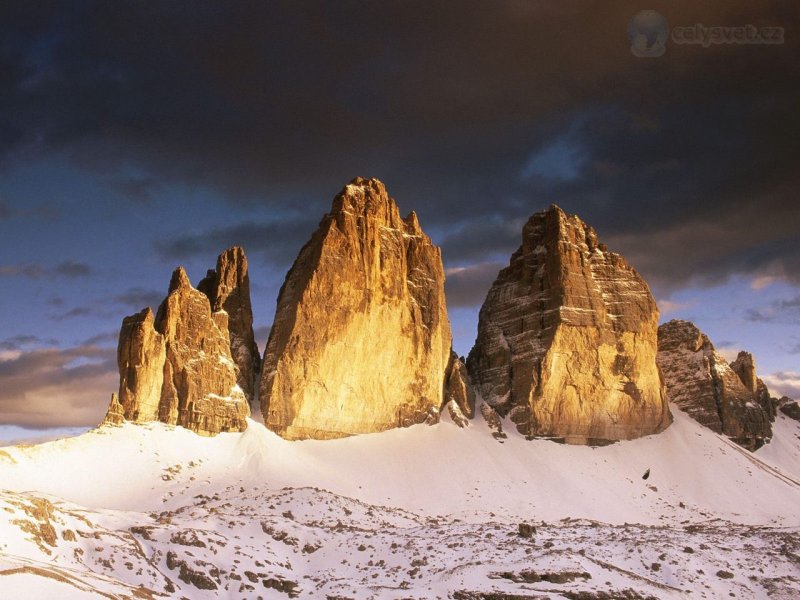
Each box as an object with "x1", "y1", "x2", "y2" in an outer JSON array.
[
  {"x1": 155, "y1": 218, "x2": 318, "y2": 267},
  {"x1": 0, "y1": 344, "x2": 116, "y2": 428},
  {"x1": 0, "y1": 261, "x2": 92, "y2": 279},
  {"x1": 445, "y1": 262, "x2": 504, "y2": 308},
  {"x1": 53, "y1": 260, "x2": 92, "y2": 277},
  {"x1": 0, "y1": 334, "x2": 59, "y2": 351},
  {"x1": 656, "y1": 299, "x2": 696, "y2": 317},
  {"x1": 761, "y1": 371, "x2": 800, "y2": 401},
  {"x1": 80, "y1": 331, "x2": 119, "y2": 347},
  {"x1": 439, "y1": 218, "x2": 524, "y2": 265},
  {"x1": 106, "y1": 175, "x2": 160, "y2": 204},
  {"x1": 0, "y1": 200, "x2": 10, "y2": 219},
  {"x1": 112, "y1": 287, "x2": 162, "y2": 310},
  {"x1": 0, "y1": 0, "x2": 795, "y2": 297},
  {"x1": 0, "y1": 264, "x2": 45, "y2": 278},
  {"x1": 744, "y1": 295, "x2": 800, "y2": 324},
  {"x1": 50, "y1": 306, "x2": 94, "y2": 321}
]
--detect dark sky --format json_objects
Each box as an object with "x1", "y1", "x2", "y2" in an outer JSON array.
[{"x1": 1, "y1": 1, "x2": 798, "y2": 436}]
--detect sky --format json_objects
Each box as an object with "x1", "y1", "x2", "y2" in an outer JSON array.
[{"x1": 0, "y1": 1, "x2": 798, "y2": 441}]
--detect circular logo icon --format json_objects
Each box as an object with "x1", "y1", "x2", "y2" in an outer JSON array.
[{"x1": 628, "y1": 10, "x2": 669, "y2": 57}]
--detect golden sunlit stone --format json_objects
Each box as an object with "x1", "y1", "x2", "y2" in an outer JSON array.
[
  {"x1": 259, "y1": 177, "x2": 454, "y2": 440},
  {"x1": 468, "y1": 205, "x2": 672, "y2": 444}
]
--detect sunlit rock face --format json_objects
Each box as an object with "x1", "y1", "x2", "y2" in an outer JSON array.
[
  {"x1": 657, "y1": 320, "x2": 772, "y2": 450},
  {"x1": 198, "y1": 246, "x2": 260, "y2": 407},
  {"x1": 259, "y1": 177, "x2": 452, "y2": 440},
  {"x1": 108, "y1": 264, "x2": 250, "y2": 436},
  {"x1": 467, "y1": 205, "x2": 671, "y2": 444}
]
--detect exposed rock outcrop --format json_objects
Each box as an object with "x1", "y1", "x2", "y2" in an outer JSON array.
[
  {"x1": 467, "y1": 205, "x2": 671, "y2": 444},
  {"x1": 779, "y1": 398, "x2": 800, "y2": 421},
  {"x1": 443, "y1": 352, "x2": 476, "y2": 428},
  {"x1": 107, "y1": 264, "x2": 250, "y2": 436},
  {"x1": 259, "y1": 177, "x2": 453, "y2": 440},
  {"x1": 656, "y1": 320, "x2": 772, "y2": 450},
  {"x1": 102, "y1": 393, "x2": 124, "y2": 426},
  {"x1": 730, "y1": 351, "x2": 778, "y2": 421},
  {"x1": 198, "y1": 247, "x2": 260, "y2": 406},
  {"x1": 116, "y1": 307, "x2": 166, "y2": 422}
]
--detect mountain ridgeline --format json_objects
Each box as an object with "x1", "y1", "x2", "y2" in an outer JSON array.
[{"x1": 104, "y1": 177, "x2": 789, "y2": 450}]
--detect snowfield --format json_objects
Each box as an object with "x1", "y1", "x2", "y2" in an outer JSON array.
[{"x1": 0, "y1": 405, "x2": 798, "y2": 599}]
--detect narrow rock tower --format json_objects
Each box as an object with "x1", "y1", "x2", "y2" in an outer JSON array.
[
  {"x1": 198, "y1": 246, "x2": 260, "y2": 406},
  {"x1": 259, "y1": 177, "x2": 453, "y2": 440},
  {"x1": 105, "y1": 251, "x2": 252, "y2": 436},
  {"x1": 468, "y1": 205, "x2": 671, "y2": 444}
]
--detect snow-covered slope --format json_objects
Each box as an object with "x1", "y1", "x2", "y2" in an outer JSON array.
[{"x1": 1, "y1": 405, "x2": 798, "y2": 599}]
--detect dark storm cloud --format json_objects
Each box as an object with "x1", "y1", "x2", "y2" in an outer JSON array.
[
  {"x1": 0, "y1": 0, "x2": 797, "y2": 294},
  {"x1": 155, "y1": 218, "x2": 318, "y2": 267},
  {"x1": 106, "y1": 176, "x2": 160, "y2": 204},
  {"x1": 0, "y1": 344, "x2": 116, "y2": 427},
  {"x1": 445, "y1": 262, "x2": 505, "y2": 309}
]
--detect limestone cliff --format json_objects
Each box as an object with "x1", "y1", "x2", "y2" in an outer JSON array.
[
  {"x1": 259, "y1": 177, "x2": 453, "y2": 440},
  {"x1": 198, "y1": 246, "x2": 260, "y2": 406},
  {"x1": 467, "y1": 205, "x2": 671, "y2": 444},
  {"x1": 656, "y1": 320, "x2": 772, "y2": 450},
  {"x1": 107, "y1": 264, "x2": 250, "y2": 435}
]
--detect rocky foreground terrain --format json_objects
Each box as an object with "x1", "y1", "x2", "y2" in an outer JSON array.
[{"x1": 1, "y1": 407, "x2": 799, "y2": 599}]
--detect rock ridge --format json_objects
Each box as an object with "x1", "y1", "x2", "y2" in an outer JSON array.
[{"x1": 656, "y1": 319, "x2": 772, "y2": 450}]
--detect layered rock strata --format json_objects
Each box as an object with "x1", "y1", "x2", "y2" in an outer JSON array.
[
  {"x1": 107, "y1": 264, "x2": 250, "y2": 435},
  {"x1": 656, "y1": 320, "x2": 772, "y2": 450},
  {"x1": 467, "y1": 205, "x2": 671, "y2": 444},
  {"x1": 259, "y1": 177, "x2": 453, "y2": 440}
]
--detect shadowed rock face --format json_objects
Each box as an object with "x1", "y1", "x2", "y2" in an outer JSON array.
[
  {"x1": 108, "y1": 264, "x2": 250, "y2": 436},
  {"x1": 730, "y1": 351, "x2": 778, "y2": 421},
  {"x1": 259, "y1": 177, "x2": 453, "y2": 440},
  {"x1": 467, "y1": 205, "x2": 671, "y2": 444},
  {"x1": 443, "y1": 352, "x2": 476, "y2": 427},
  {"x1": 198, "y1": 247, "x2": 260, "y2": 406},
  {"x1": 657, "y1": 320, "x2": 772, "y2": 450}
]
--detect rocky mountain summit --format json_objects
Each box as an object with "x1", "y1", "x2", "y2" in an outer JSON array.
[
  {"x1": 259, "y1": 177, "x2": 454, "y2": 440},
  {"x1": 197, "y1": 246, "x2": 260, "y2": 406},
  {"x1": 467, "y1": 205, "x2": 671, "y2": 444},
  {"x1": 105, "y1": 253, "x2": 251, "y2": 436},
  {"x1": 656, "y1": 320, "x2": 773, "y2": 450}
]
